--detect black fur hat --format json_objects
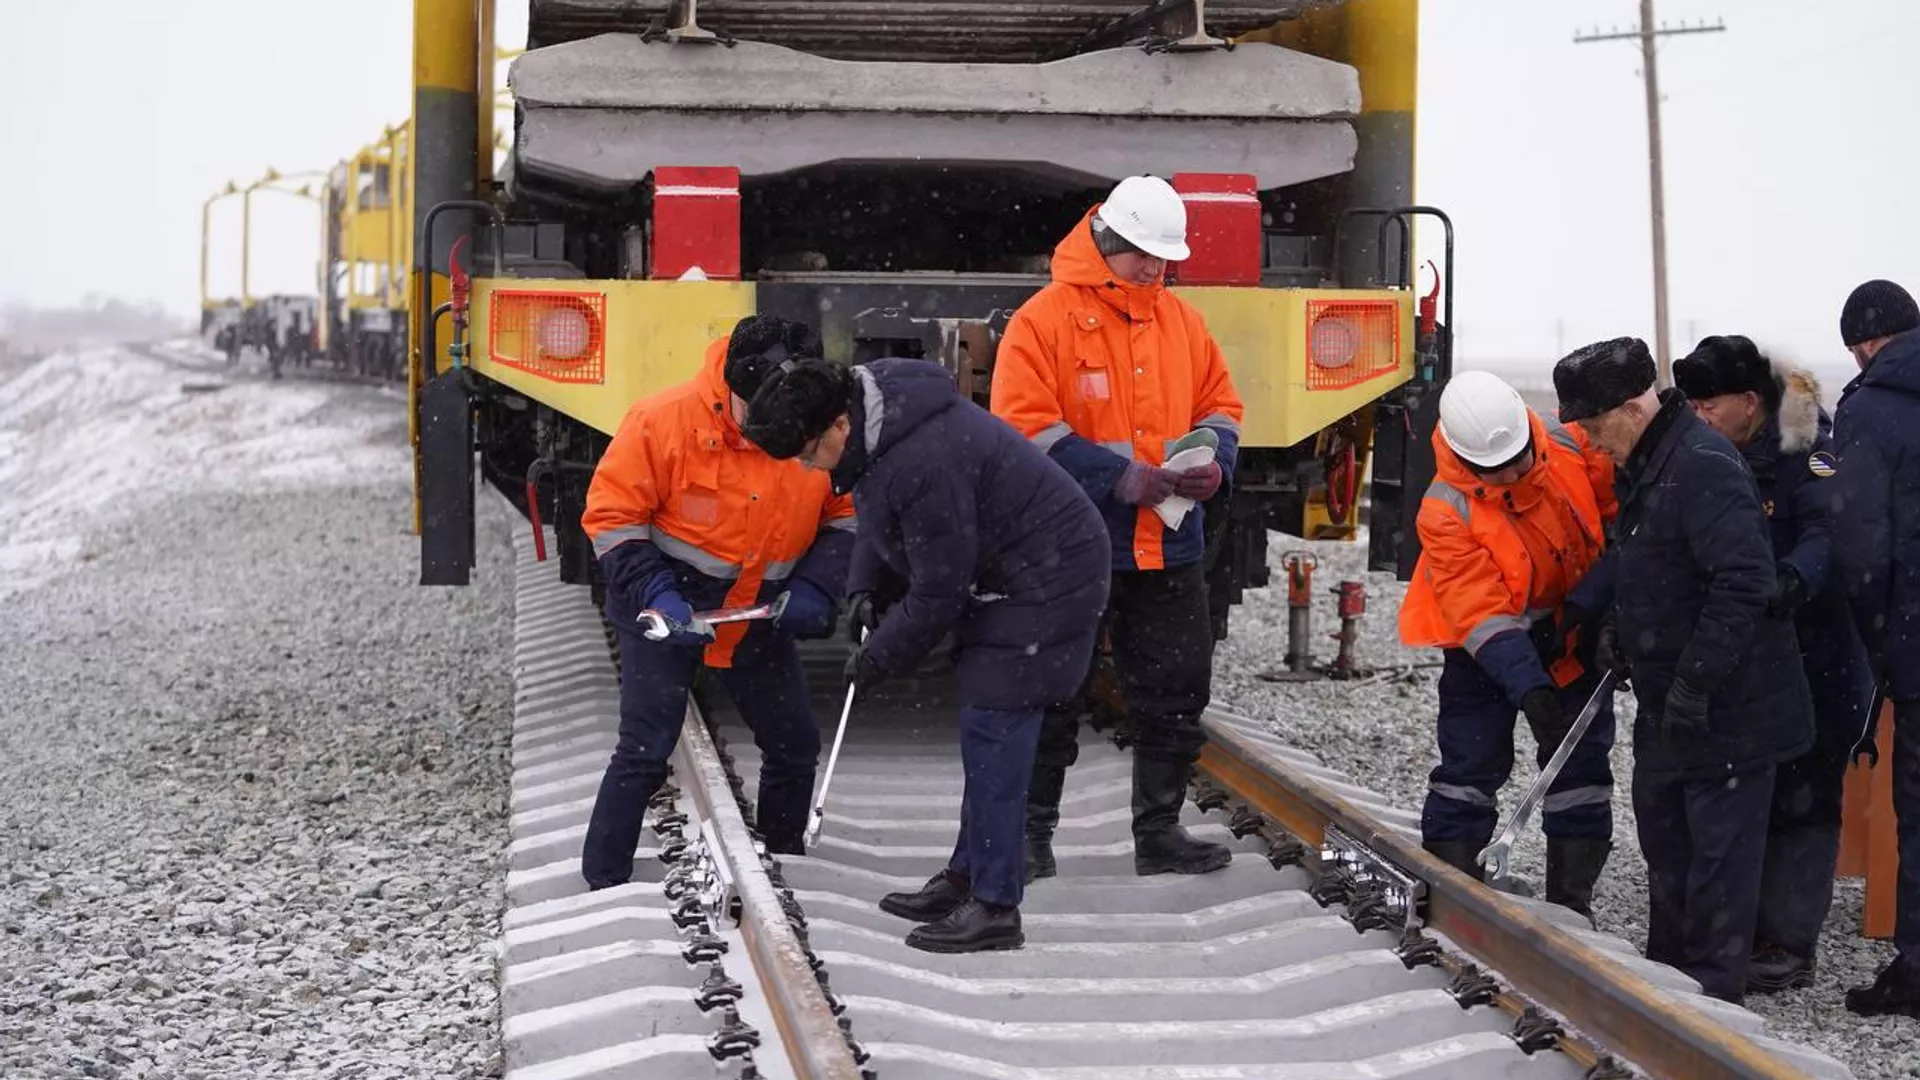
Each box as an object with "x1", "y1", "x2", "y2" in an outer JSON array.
[
  {"x1": 1673, "y1": 334, "x2": 1782, "y2": 411},
  {"x1": 1554, "y1": 337, "x2": 1657, "y2": 423}
]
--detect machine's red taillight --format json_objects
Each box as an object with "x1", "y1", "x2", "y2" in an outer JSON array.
[
  {"x1": 1305, "y1": 300, "x2": 1400, "y2": 390},
  {"x1": 490, "y1": 290, "x2": 608, "y2": 384}
]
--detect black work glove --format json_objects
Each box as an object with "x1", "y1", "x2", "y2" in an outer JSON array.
[
  {"x1": 1662, "y1": 678, "x2": 1711, "y2": 737},
  {"x1": 845, "y1": 590, "x2": 888, "y2": 644},
  {"x1": 1521, "y1": 687, "x2": 1573, "y2": 752},
  {"x1": 844, "y1": 643, "x2": 887, "y2": 703},
  {"x1": 1594, "y1": 621, "x2": 1631, "y2": 686},
  {"x1": 1854, "y1": 734, "x2": 1881, "y2": 769},
  {"x1": 1766, "y1": 566, "x2": 1811, "y2": 619}
]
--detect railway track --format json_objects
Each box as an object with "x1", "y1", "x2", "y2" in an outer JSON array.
[{"x1": 500, "y1": 526, "x2": 1855, "y2": 1080}]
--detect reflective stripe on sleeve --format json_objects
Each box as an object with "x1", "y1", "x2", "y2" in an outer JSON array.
[
  {"x1": 1031, "y1": 421, "x2": 1074, "y2": 452},
  {"x1": 590, "y1": 524, "x2": 652, "y2": 559}
]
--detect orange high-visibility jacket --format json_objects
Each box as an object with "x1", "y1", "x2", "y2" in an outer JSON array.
[
  {"x1": 990, "y1": 207, "x2": 1244, "y2": 572},
  {"x1": 582, "y1": 339, "x2": 855, "y2": 666},
  {"x1": 1399, "y1": 410, "x2": 1617, "y2": 689}
]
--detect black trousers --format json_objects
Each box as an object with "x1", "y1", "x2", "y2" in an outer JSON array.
[
  {"x1": 1034, "y1": 563, "x2": 1213, "y2": 776},
  {"x1": 1894, "y1": 700, "x2": 1920, "y2": 966},
  {"x1": 1634, "y1": 764, "x2": 1776, "y2": 1002},
  {"x1": 1755, "y1": 740, "x2": 1850, "y2": 959}
]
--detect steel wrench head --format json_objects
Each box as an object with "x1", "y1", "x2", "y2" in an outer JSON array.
[
  {"x1": 1475, "y1": 839, "x2": 1511, "y2": 882},
  {"x1": 638, "y1": 610, "x2": 716, "y2": 642}
]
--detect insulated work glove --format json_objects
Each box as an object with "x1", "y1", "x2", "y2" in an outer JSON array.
[
  {"x1": 1662, "y1": 678, "x2": 1711, "y2": 737},
  {"x1": 845, "y1": 589, "x2": 888, "y2": 644},
  {"x1": 1594, "y1": 621, "x2": 1631, "y2": 685},
  {"x1": 775, "y1": 580, "x2": 838, "y2": 640},
  {"x1": 1113, "y1": 462, "x2": 1180, "y2": 506},
  {"x1": 1521, "y1": 687, "x2": 1572, "y2": 753},
  {"x1": 1766, "y1": 566, "x2": 1811, "y2": 619},
  {"x1": 844, "y1": 643, "x2": 887, "y2": 703},
  {"x1": 641, "y1": 589, "x2": 715, "y2": 648},
  {"x1": 1173, "y1": 459, "x2": 1223, "y2": 502}
]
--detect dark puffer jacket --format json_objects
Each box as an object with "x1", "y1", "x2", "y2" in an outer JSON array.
[
  {"x1": 1833, "y1": 329, "x2": 1920, "y2": 703},
  {"x1": 845, "y1": 358, "x2": 1112, "y2": 710},
  {"x1": 1742, "y1": 365, "x2": 1874, "y2": 758},
  {"x1": 1610, "y1": 390, "x2": 1813, "y2": 780}
]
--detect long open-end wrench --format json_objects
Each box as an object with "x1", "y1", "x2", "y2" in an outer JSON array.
[
  {"x1": 805, "y1": 628, "x2": 867, "y2": 847},
  {"x1": 639, "y1": 590, "x2": 791, "y2": 641},
  {"x1": 1476, "y1": 669, "x2": 1619, "y2": 881}
]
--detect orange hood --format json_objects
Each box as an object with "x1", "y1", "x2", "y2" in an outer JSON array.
[
  {"x1": 695, "y1": 338, "x2": 752, "y2": 446},
  {"x1": 1050, "y1": 206, "x2": 1166, "y2": 322}
]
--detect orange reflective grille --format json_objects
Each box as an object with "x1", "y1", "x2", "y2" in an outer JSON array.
[
  {"x1": 1305, "y1": 300, "x2": 1400, "y2": 391},
  {"x1": 489, "y1": 290, "x2": 607, "y2": 384}
]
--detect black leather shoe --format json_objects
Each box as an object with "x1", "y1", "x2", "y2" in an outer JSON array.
[
  {"x1": 1845, "y1": 960, "x2": 1920, "y2": 1016},
  {"x1": 904, "y1": 896, "x2": 1024, "y2": 953},
  {"x1": 878, "y1": 869, "x2": 969, "y2": 923},
  {"x1": 1747, "y1": 943, "x2": 1814, "y2": 993}
]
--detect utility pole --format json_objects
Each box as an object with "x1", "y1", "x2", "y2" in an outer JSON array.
[{"x1": 1576, "y1": 3, "x2": 1725, "y2": 386}]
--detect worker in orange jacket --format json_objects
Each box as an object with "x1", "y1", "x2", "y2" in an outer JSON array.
[
  {"x1": 1399, "y1": 370, "x2": 1618, "y2": 920},
  {"x1": 991, "y1": 174, "x2": 1245, "y2": 881},
  {"x1": 579, "y1": 315, "x2": 856, "y2": 888}
]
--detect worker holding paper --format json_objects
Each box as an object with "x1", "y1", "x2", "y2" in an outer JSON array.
[{"x1": 989, "y1": 174, "x2": 1245, "y2": 881}]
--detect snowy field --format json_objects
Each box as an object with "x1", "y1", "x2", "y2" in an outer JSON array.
[
  {"x1": 0, "y1": 340, "x2": 1910, "y2": 1077},
  {"x1": 0, "y1": 344, "x2": 514, "y2": 1079}
]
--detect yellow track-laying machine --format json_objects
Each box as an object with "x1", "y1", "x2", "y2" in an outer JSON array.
[{"x1": 409, "y1": 0, "x2": 1454, "y2": 637}]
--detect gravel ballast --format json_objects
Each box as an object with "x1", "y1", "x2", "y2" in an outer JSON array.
[
  {"x1": 1214, "y1": 532, "x2": 1916, "y2": 1078},
  {"x1": 0, "y1": 350, "x2": 515, "y2": 1079}
]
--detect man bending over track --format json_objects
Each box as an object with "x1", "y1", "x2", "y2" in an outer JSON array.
[
  {"x1": 742, "y1": 354, "x2": 1110, "y2": 953},
  {"x1": 578, "y1": 315, "x2": 855, "y2": 889}
]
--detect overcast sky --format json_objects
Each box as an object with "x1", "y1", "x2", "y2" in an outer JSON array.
[{"x1": 2, "y1": 0, "x2": 1914, "y2": 390}]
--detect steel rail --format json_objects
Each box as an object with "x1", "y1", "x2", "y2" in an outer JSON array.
[
  {"x1": 1198, "y1": 709, "x2": 1809, "y2": 1080},
  {"x1": 674, "y1": 701, "x2": 864, "y2": 1079}
]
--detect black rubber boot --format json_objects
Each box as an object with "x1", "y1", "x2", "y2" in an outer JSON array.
[
  {"x1": 878, "y1": 869, "x2": 970, "y2": 923},
  {"x1": 1545, "y1": 837, "x2": 1612, "y2": 923},
  {"x1": 1024, "y1": 762, "x2": 1066, "y2": 885},
  {"x1": 1132, "y1": 757, "x2": 1232, "y2": 876},
  {"x1": 1423, "y1": 839, "x2": 1487, "y2": 881},
  {"x1": 1748, "y1": 943, "x2": 1815, "y2": 994},
  {"x1": 1846, "y1": 959, "x2": 1920, "y2": 1016},
  {"x1": 1423, "y1": 838, "x2": 1536, "y2": 897},
  {"x1": 905, "y1": 896, "x2": 1024, "y2": 954}
]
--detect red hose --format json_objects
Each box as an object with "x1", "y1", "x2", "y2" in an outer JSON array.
[{"x1": 526, "y1": 479, "x2": 548, "y2": 562}]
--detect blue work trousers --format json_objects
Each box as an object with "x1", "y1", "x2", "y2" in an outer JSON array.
[
  {"x1": 581, "y1": 621, "x2": 820, "y2": 889},
  {"x1": 1421, "y1": 648, "x2": 1615, "y2": 845},
  {"x1": 947, "y1": 705, "x2": 1044, "y2": 908}
]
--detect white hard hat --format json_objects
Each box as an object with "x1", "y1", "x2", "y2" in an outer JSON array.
[
  {"x1": 1096, "y1": 175, "x2": 1190, "y2": 261},
  {"x1": 1438, "y1": 370, "x2": 1533, "y2": 468}
]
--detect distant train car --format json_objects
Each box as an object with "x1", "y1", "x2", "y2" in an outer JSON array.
[{"x1": 317, "y1": 127, "x2": 412, "y2": 382}]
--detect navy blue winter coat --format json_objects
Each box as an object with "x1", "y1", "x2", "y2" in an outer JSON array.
[
  {"x1": 1833, "y1": 329, "x2": 1920, "y2": 703},
  {"x1": 1742, "y1": 367, "x2": 1873, "y2": 759},
  {"x1": 1604, "y1": 391, "x2": 1813, "y2": 780},
  {"x1": 842, "y1": 358, "x2": 1112, "y2": 710}
]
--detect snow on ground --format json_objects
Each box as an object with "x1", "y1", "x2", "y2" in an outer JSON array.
[
  {"x1": 0, "y1": 345, "x2": 512, "y2": 1080},
  {"x1": 1213, "y1": 531, "x2": 1915, "y2": 1078},
  {"x1": 0, "y1": 343, "x2": 403, "y2": 601}
]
